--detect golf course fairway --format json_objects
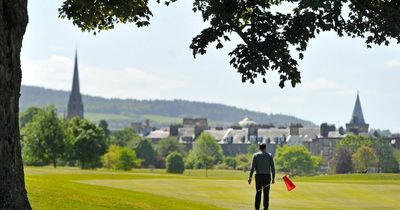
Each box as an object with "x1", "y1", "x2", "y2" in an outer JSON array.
[{"x1": 25, "y1": 167, "x2": 400, "y2": 209}]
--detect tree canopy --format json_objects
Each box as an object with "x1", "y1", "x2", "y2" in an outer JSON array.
[
  {"x1": 21, "y1": 106, "x2": 65, "y2": 167},
  {"x1": 109, "y1": 128, "x2": 142, "y2": 147},
  {"x1": 156, "y1": 137, "x2": 185, "y2": 158},
  {"x1": 352, "y1": 145, "x2": 378, "y2": 172},
  {"x1": 59, "y1": 0, "x2": 400, "y2": 87},
  {"x1": 331, "y1": 147, "x2": 353, "y2": 174},
  {"x1": 102, "y1": 145, "x2": 140, "y2": 171},
  {"x1": 185, "y1": 133, "x2": 224, "y2": 169},
  {"x1": 275, "y1": 145, "x2": 321, "y2": 175},
  {"x1": 133, "y1": 139, "x2": 158, "y2": 167},
  {"x1": 371, "y1": 138, "x2": 399, "y2": 173},
  {"x1": 338, "y1": 135, "x2": 399, "y2": 173},
  {"x1": 19, "y1": 107, "x2": 42, "y2": 128},
  {"x1": 337, "y1": 135, "x2": 372, "y2": 153},
  {"x1": 66, "y1": 117, "x2": 108, "y2": 169},
  {"x1": 98, "y1": 120, "x2": 111, "y2": 138}
]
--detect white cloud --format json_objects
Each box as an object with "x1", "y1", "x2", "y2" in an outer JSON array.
[
  {"x1": 21, "y1": 55, "x2": 186, "y2": 99},
  {"x1": 385, "y1": 60, "x2": 400, "y2": 69},
  {"x1": 22, "y1": 56, "x2": 73, "y2": 90},
  {"x1": 300, "y1": 78, "x2": 351, "y2": 93},
  {"x1": 49, "y1": 55, "x2": 72, "y2": 63},
  {"x1": 79, "y1": 66, "x2": 186, "y2": 99}
]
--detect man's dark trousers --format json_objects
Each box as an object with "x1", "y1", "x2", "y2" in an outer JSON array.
[{"x1": 255, "y1": 174, "x2": 271, "y2": 210}]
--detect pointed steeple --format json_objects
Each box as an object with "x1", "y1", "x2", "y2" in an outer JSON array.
[
  {"x1": 71, "y1": 49, "x2": 80, "y2": 96},
  {"x1": 67, "y1": 50, "x2": 84, "y2": 119},
  {"x1": 349, "y1": 91, "x2": 365, "y2": 125},
  {"x1": 346, "y1": 91, "x2": 369, "y2": 134}
]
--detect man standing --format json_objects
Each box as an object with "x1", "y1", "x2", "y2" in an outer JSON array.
[{"x1": 248, "y1": 143, "x2": 275, "y2": 210}]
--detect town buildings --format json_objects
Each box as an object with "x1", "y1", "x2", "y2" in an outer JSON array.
[{"x1": 144, "y1": 92, "x2": 398, "y2": 169}]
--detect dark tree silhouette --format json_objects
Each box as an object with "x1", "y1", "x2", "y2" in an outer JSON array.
[{"x1": 0, "y1": 0, "x2": 30, "y2": 209}]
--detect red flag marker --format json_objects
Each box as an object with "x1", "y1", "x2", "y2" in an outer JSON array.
[{"x1": 282, "y1": 175, "x2": 296, "y2": 191}]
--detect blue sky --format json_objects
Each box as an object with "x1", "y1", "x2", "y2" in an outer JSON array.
[{"x1": 21, "y1": 0, "x2": 400, "y2": 132}]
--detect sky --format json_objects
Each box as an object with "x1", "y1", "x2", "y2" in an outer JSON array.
[{"x1": 21, "y1": 0, "x2": 400, "y2": 132}]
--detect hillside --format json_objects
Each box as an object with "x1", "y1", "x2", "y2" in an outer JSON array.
[{"x1": 20, "y1": 85, "x2": 316, "y2": 129}]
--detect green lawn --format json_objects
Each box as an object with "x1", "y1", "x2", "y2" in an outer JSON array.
[
  {"x1": 25, "y1": 167, "x2": 400, "y2": 210},
  {"x1": 84, "y1": 113, "x2": 136, "y2": 122}
]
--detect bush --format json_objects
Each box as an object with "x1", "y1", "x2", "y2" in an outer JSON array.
[
  {"x1": 235, "y1": 153, "x2": 252, "y2": 171},
  {"x1": 224, "y1": 156, "x2": 237, "y2": 169},
  {"x1": 102, "y1": 145, "x2": 140, "y2": 171},
  {"x1": 116, "y1": 147, "x2": 140, "y2": 171},
  {"x1": 166, "y1": 152, "x2": 185, "y2": 174}
]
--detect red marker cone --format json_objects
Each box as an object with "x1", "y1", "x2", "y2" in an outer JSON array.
[{"x1": 282, "y1": 175, "x2": 296, "y2": 191}]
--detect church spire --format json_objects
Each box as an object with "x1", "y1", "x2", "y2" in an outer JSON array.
[
  {"x1": 350, "y1": 91, "x2": 365, "y2": 125},
  {"x1": 346, "y1": 91, "x2": 369, "y2": 134},
  {"x1": 67, "y1": 50, "x2": 84, "y2": 119},
  {"x1": 71, "y1": 49, "x2": 80, "y2": 96}
]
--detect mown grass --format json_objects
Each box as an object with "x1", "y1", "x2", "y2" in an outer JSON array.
[
  {"x1": 85, "y1": 113, "x2": 136, "y2": 122},
  {"x1": 25, "y1": 167, "x2": 400, "y2": 210}
]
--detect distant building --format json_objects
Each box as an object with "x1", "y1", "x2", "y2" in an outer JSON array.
[
  {"x1": 346, "y1": 92, "x2": 369, "y2": 134},
  {"x1": 304, "y1": 130, "x2": 345, "y2": 165},
  {"x1": 67, "y1": 50, "x2": 84, "y2": 119},
  {"x1": 390, "y1": 134, "x2": 400, "y2": 149},
  {"x1": 286, "y1": 124, "x2": 303, "y2": 146},
  {"x1": 131, "y1": 119, "x2": 153, "y2": 136},
  {"x1": 169, "y1": 124, "x2": 182, "y2": 136},
  {"x1": 183, "y1": 117, "x2": 208, "y2": 128},
  {"x1": 145, "y1": 129, "x2": 170, "y2": 143},
  {"x1": 305, "y1": 122, "x2": 342, "y2": 165},
  {"x1": 238, "y1": 117, "x2": 257, "y2": 128}
]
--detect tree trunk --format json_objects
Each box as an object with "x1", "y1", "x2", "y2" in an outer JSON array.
[{"x1": 0, "y1": 0, "x2": 31, "y2": 209}]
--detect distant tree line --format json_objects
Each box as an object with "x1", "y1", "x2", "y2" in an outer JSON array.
[{"x1": 20, "y1": 85, "x2": 315, "y2": 127}]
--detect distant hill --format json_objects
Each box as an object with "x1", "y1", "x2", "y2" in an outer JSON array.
[{"x1": 20, "y1": 85, "x2": 316, "y2": 129}]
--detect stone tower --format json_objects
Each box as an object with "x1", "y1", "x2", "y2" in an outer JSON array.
[
  {"x1": 67, "y1": 50, "x2": 84, "y2": 119},
  {"x1": 346, "y1": 91, "x2": 368, "y2": 134}
]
